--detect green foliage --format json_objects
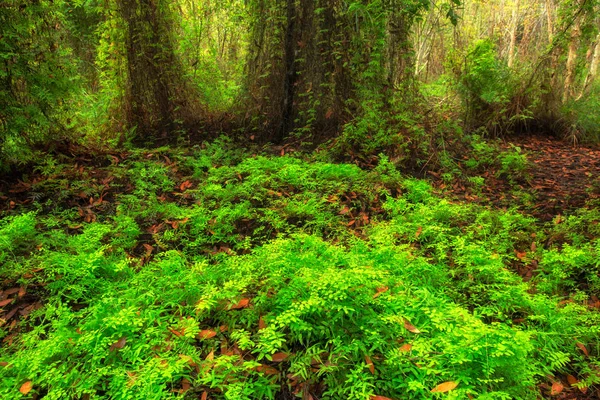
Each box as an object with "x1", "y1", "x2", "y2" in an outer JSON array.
[
  {"x1": 562, "y1": 82, "x2": 600, "y2": 144},
  {"x1": 497, "y1": 144, "x2": 531, "y2": 183},
  {"x1": 0, "y1": 0, "x2": 79, "y2": 165},
  {"x1": 450, "y1": 39, "x2": 533, "y2": 136},
  {"x1": 1, "y1": 142, "x2": 599, "y2": 399}
]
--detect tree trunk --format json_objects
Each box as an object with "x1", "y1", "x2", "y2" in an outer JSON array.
[
  {"x1": 578, "y1": 31, "x2": 600, "y2": 99},
  {"x1": 563, "y1": 16, "x2": 581, "y2": 103},
  {"x1": 276, "y1": 0, "x2": 297, "y2": 143},
  {"x1": 545, "y1": 0, "x2": 554, "y2": 44},
  {"x1": 117, "y1": 0, "x2": 195, "y2": 142},
  {"x1": 507, "y1": 0, "x2": 520, "y2": 68}
]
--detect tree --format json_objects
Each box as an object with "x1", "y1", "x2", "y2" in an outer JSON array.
[
  {"x1": 114, "y1": 0, "x2": 199, "y2": 142},
  {"x1": 0, "y1": 0, "x2": 77, "y2": 165},
  {"x1": 244, "y1": 0, "x2": 434, "y2": 143}
]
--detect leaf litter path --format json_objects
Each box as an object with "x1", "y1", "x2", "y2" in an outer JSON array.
[
  {"x1": 436, "y1": 136, "x2": 600, "y2": 220},
  {"x1": 515, "y1": 136, "x2": 600, "y2": 218}
]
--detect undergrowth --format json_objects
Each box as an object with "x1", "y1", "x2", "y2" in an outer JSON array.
[{"x1": 0, "y1": 139, "x2": 599, "y2": 399}]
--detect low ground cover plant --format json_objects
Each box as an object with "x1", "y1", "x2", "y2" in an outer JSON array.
[{"x1": 0, "y1": 141, "x2": 599, "y2": 399}]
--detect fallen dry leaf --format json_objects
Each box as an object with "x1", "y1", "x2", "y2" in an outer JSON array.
[
  {"x1": 399, "y1": 343, "x2": 413, "y2": 352},
  {"x1": 197, "y1": 330, "x2": 217, "y2": 340},
  {"x1": 259, "y1": 316, "x2": 267, "y2": 330},
  {"x1": 205, "y1": 350, "x2": 215, "y2": 361},
  {"x1": 109, "y1": 337, "x2": 127, "y2": 351},
  {"x1": 567, "y1": 374, "x2": 578, "y2": 385},
  {"x1": 576, "y1": 342, "x2": 589, "y2": 356},
  {"x1": 181, "y1": 378, "x2": 191, "y2": 392},
  {"x1": 168, "y1": 327, "x2": 185, "y2": 337},
  {"x1": 365, "y1": 355, "x2": 375, "y2": 374},
  {"x1": 403, "y1": 319, "x2": 421, "y2": 334},
  {"x1": 0, "y1": 299, "x2": 13, "y2": 308},
  {"x1": 179, "y1": 180, "x2": 193, "y2": 191},
  {"x1": 229, "y1": 298, "x2": 250, "y2": 310},
  {"x1": 551, "y1": 381, "x2": 564, "y2": 395},
  {"x1": 431, "y1": 381, "x2": 458, "y2": 393},
  {"x1": 271, "y1": 352, "x2": 289, "y2": 362},
  {"x1": 19, "y1": 381, "x2": 33, "y2": 395},
  {"x1": 370, "y1": 396, "x2": 393, "y2": 400},
  {"x1": 255, "y1": 364, "x2": 279, "y2": 375},
  {"x1": 201, "y1": 391, "x2": 208, "y2": 400},
  {"x1": 373, "y1": 286, "x2": 388, "y2": 299}
]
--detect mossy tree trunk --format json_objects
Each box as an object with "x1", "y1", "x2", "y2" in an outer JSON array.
[{"x1": 116, "y1": 0, "x2": 197, "y2": 142}]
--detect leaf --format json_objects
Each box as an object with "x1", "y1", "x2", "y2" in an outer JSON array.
[
  {"x1": 229, "y1": 298, "x2": 250, "y2": 310},
  {"x1": 197, "y1": 330, "x2": 217, "y2": 340},
  {"x1": 365, "y1": 355, "x2": 375, "y2": 374},
  {"x1": 399, "y1": 343, "x2": 413, "y2": 352},
  {"x1": 339, "y1": 206, "x2": 350, "y2": 215},
  {"x1": 551, "y1": 381, "x2": 564, "y2": 395},
  {"x1": 370, "y1": 396, "x2": 393, "y2": 400},
  {"x1": 567, "y1": 374, "x2": 578, "y2": 385},
  {"x1": 258, "y1": 316, "x2": 267, "y2": 330},
  {"x1": 431, "y1": 381, "x2": 458, "y2": 393},
  {"x1": 205, "y1": 350, "x2": 214, "y2": 361},
  {"x1": 0, "y1": 299, "x2": 13, "y2": 307},
  {"x1": 576, "y1": 342, "x2": 589, "y2": 356},
  {"x1": 255, "y1": 364, "x2": 279, "y2": 375},
  {"x1": 271, "y1": 352, "x2": 289, "y2": 362},
  {"x1": 143, "y1": 244, "x2": 154, "y2": 258},
  {"x1": 179, "y1": 180, "x2": 193, "y2": 191},
  {"x1": 169, "y1": 327, "x2": 186, "y2": 337},
  {"x1": 403, "y1": 319, "x2": 421, "y2": 334},
  {"x1": 415, "y1": 227, "x2": 423, "y2": 238},
  {"x1": 109, "y1": 337, "x2": 127, "y2": 351},
  {"x1": 201, "y1": 392, "x2": 208, "y2": 400},
  {"x1": 19, "y1": 381, "x2": 32, "y2": 395},
  {"x1": 181, "y1": 378, "x2": 191, "y2": 392},
  {"x1": 373, "y1": 286, "x2": 388, "y2": 299}
]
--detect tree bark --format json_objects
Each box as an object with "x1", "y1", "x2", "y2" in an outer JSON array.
[
  {"x1": 563, "y1": 16, "x2": 581, "y2": 103},
  {"x1": 276, "y1": 0, "x2": 297, "y2": 143},
  {"x1": 507, "y1": 0, "x2": 520, "y2": 68},
  {"x1": 578, "y1": 31, "x2": 600, "y2": 99},
  {"x1": 117, "y1": 0, "x2": 195, "y2": 141}
]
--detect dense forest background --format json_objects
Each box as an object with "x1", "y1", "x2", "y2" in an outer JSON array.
[
  {"x1": 2, "y1": 0, "x2": 600, "y2": 164},
  {"x1": 2, "y1": 1, "x2": 600, "y2": 399}
]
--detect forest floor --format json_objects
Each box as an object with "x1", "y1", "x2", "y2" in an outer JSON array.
[
  {"x1": 0, "y1": 135, "x2": 599, "y2": 399},
  {"x1": 431, "y1": 135, "x2": 600, "y2": 220}
]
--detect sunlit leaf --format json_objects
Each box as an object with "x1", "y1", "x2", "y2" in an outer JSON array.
[
  {"x1": 404, "y1": 319, "x2": 421, "y2": 334},
  {"x1": 197, "y1": 330, "x2": 217, "y2": 340},
  {"x1": 550, "y1": 382, "x2": 564, "y2": 395},
  {"x1": 229, "y1": 298, "x2": 250, "y2": 310},
  {"x1": 19, "y1": 381, "x2": 33, "y2": 395},
  {"x1": 431, "y1": 381, "x2": 458, "y2": 393}
]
